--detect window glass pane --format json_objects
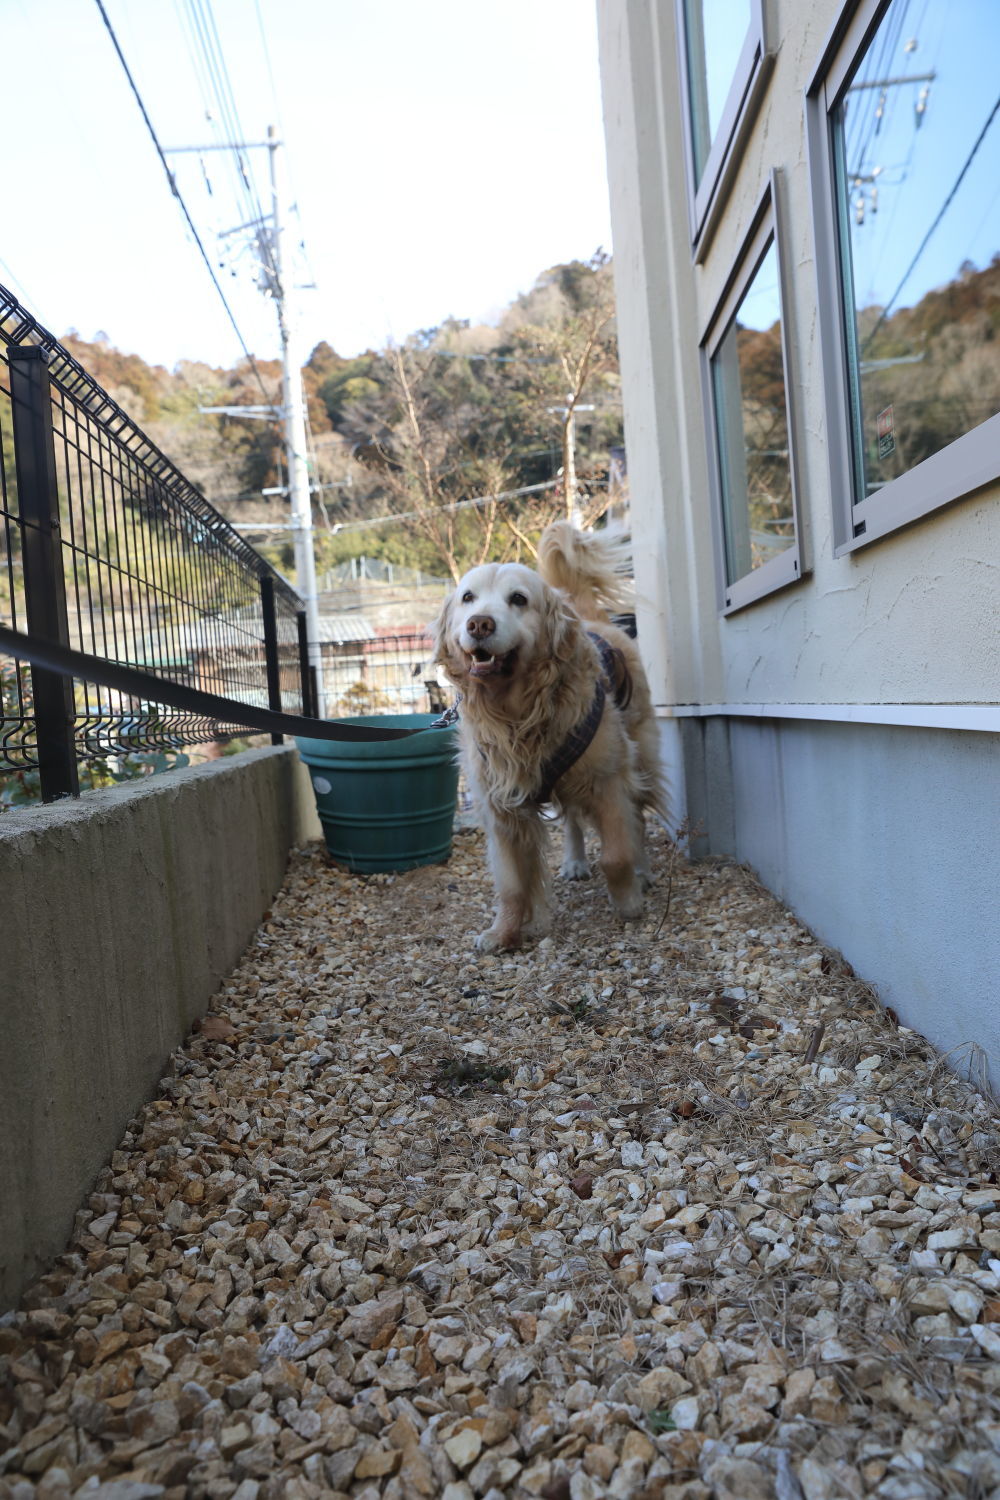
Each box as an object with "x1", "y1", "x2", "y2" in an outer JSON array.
[
  {"x1": 684, "y1": 0, "x2": 752, "y2": 183},
  {"x1": 710, "y1": 241, "x2": 795, "y2": 586},
  {"x1": 832, "y1": 0, "x2": 1000, "y2": 505}
]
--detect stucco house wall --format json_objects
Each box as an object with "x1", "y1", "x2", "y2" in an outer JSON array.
[{"x1": 596, "y1": 1, "x2": 1000, "y2": 1084}]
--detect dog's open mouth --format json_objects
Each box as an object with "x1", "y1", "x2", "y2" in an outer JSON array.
[{"x1": 466, "y1": 646, "x2": 516, "y2": 678}]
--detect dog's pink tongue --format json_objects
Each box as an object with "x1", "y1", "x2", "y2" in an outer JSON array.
[{"x1": 469, "y1": 656, "x2": 501, "y2": 677}]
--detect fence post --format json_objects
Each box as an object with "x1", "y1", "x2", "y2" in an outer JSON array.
[
  {"x1": 296, "y1": 609, "x2": 314, "y2": 718},
  {"x1": 8, "y1": 345, "x2": 79, "y2": 801},
  {"x1": 259, "y1": 575, "x2": 283, "y2": 746}
]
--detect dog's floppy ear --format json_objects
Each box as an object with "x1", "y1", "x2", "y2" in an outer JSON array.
[
  {"x1": 431, "y1": 590, "x2": 456, "y2": 666},
  {"x1": 541, "y1": 581, "x2": 583, "y2": 664}
]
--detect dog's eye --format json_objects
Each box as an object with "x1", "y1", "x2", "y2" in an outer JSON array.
[
  {"x1": 509, "y1": 591, "x2": 528, "y2": 607},
  {"x1": 461, "y1": 590, "x2": 475, "y2": 603}
]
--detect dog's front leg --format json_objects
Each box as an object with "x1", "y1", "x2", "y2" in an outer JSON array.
[
  {"x1": 559, "y1": 809, "x2": 590, "y2": 880},
  {"x1": 477, "y1": 808, "x2": 550, "y2": 952},
  {"x1": 592, "y1": 782, "x2": 645, "y2": 921},
  {"x1": 634, "y1": 805, "x2": 654, "y2": 890}
]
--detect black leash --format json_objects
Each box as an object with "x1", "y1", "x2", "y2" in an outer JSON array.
[{"x1": 0, "y1": 623, "x2": 454, "y2": 744}]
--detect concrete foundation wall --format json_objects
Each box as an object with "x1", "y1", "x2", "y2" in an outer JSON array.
[
  {"x1": 683, "y1": 716, "x2": 1000, "y2": 1091},
  {"x1": 0, "y1": 745, "x2": 321, "y2": 1308}
]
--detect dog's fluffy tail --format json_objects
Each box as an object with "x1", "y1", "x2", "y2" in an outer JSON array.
[{"x1": 537, "y1": 521, "x2": 633, "y2": 620}]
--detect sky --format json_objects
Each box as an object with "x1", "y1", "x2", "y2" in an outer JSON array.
[
  {"x1": 842, "y1": 0, "x2": 1000, "y2": 320},
  {"x1": 698, "y1": 0, "x2": 1000, "y2": 335},
  {"x1": 1, "y1": 0, "x2": 614, "y2": 372}
]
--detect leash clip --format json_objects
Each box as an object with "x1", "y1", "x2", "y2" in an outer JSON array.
[{"x1": 430, "y1": 700, "x2": 461, "y2": 728}]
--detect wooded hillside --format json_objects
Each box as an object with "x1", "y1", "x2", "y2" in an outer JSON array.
[
  {"x1": 62, "y1": 253, "x2": 624, "y2": 581},
  {"x1": 62, "y1": 249, "x2": 999, "y2": 580}
]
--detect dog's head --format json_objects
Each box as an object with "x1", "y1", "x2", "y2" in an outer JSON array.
[{"x1": 433, "y1": 561, "x2": 579, "y2": 692}]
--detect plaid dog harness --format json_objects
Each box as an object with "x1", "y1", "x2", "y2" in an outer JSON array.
[{"x1": 533, "y1": 632, "x2": 632, "y2": 805}]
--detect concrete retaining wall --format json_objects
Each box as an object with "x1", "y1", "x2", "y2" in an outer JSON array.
[{"x1": 0, "y1": 745, "x2": 321, "y2": 1308}]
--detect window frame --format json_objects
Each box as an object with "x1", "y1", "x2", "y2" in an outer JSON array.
[
  {"x1": 806, "y1": 0, "x2": 1000, "y2": 556},
  {"x1": 675, "y1": 0, "x2": 773, "y2": 258},
  {"x1": 700, "y1": 171, "x2": 806, "y2": 614}
]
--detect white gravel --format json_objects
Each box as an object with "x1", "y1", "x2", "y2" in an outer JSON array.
[{"x1": 3, "y1": 825, "x2": 1000, "y2": 1500}]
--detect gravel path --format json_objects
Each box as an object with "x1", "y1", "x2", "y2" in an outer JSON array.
[{"x1": 4, "y1": 825, "x2": 1000, "y2": 1500}]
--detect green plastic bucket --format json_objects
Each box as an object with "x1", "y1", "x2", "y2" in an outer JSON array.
[{"x1": 295, "y1": 713, "x2": 460, "y2": 872}]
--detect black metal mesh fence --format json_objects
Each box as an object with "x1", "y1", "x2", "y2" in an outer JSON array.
[
  {"x1": 0, "y1": 346, "x2": 36, "y2": 768},
  {"x1": 0, "y1": 283, "x2": 309, "y2": 801}
]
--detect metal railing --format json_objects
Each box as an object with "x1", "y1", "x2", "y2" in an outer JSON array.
[
  {"x1": 318, "y1": 557, "x2": 449, "y2": 590},
  {"x1": 0, "y1": 282, "x2": 313, "y2": 803}
]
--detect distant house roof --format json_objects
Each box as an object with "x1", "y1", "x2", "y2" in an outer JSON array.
[
  {"x1": 132, "y1": 611, "x2": 433, "y2": 667},
  {"x1": 132, "y1": 612, "x2": 382, "y2": 659},
  {"x1": 314, "y1": 616, "x2": 379, "y2": 644}
]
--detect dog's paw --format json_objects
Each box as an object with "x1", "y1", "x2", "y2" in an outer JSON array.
[
  {"x1": 475, "y1": 926, "x2": 521, "y2": 953},
  {"x1": 636, "y1": 868, "x2": 655, "y2": 892},
  {"x1": 612, "y1": 892, "x2": 645, "y2": 922},
  {"x1": 559, "y1": 858, "x2": 591, "y2": 881}
]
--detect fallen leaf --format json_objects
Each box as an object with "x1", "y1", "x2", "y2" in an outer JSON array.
[
  {"x1": 195, "y1": 1014, "x2": 236, "y2": 1041},
  {"x1": 511, "y1": 1312, "x2": 537, "y2": 1343},
  {"x1": 370, "y1": 1322, "x2": 398, "y2": 1350},
  {"x1": 740, "y1": 1013, "x2": 779, "y2": 1036},
  {"x1": 415, "y1": 1330, "x2": 436, "y2": 1377}
]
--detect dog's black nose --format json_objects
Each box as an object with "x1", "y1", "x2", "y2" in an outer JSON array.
[{"x1": 466, "y1": 614, "x2": 496, "y2": 640}]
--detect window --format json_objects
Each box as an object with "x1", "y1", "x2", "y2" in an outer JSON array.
[
  {"x1": 702, "y1": 177, "x2": 803, "y2": 611},
  {"x1": 808, "y1": 0, "x2": 1000, "y2": 552},
  {"x1": 676, "y1": 0, "x2": 771, "y2": 252}
]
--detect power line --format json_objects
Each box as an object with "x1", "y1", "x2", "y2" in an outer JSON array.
[
  {"x1": 235, "y1": 479, "x2": 564, "y2": 537},
  {"x1": 93, "y1": 0, "x2": 272, "y2": 402},
  {"x1": 180, "y1": 0, "x2": 281, "y2": 294},
  {"x1": 862, "y1": 89, "x2": 1000, "y2": 350},
  {"x1": 845, "y1": 0, "x2": 910, "y2": 171},
  {"x1": 864, "y1": 1, "x2": 942, "y2": 291},
  {"x1": 0, "y1": 258, "x2": 42, "y2": 320},
  {"x1": 252, "y1": 0, "x2": 318, "y2": 292}
]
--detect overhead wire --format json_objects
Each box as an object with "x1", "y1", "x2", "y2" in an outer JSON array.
[
  {"x1": 237, "y1": 479, "x2": 564, "y2": 537},
  {"x1": 183, "y1": 0, "x2": 280, "y2": 293},
  {"x1": 201, "y1": 1, "x2": 265, "y2": 219},
  {"x1": 244, "y1": 0, "x2": 328, "y2": 517},
  {"x1": 173, "y1": 0, "x2": 219, "y2": 141},
  {"x1": 253, "y1": 0, "x2": 319, "y2": 294},
  {"x1": 844, "y1": 0, "x2": 910, "y2": 173},
  {"x1": 93, "y1": 0, "x2": 273, "y2": 404},
  {"x1": 862, "y1": 88, "x2": 1000, "y2": 350},
  {"x1": 0, "y1": 258, "x2": 43, "y2": 321},
  {"x1": 864, "y1": 0, "x2": 940, "y2": 294}
]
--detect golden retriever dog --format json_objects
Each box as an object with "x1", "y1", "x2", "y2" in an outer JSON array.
[{"x1": 433, "y1": 523, "x2": 665, "y2": 951}]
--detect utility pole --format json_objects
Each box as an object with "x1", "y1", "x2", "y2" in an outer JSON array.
[
  {"x1": 266, "y1": 126, "x2": 324, "y2": 713},
  {"x1": 165, "y1": 130, "x2": 325, "y2": 714},
  {"x1": 547, "y1": 395, "x2": 594, "y2": 523}
]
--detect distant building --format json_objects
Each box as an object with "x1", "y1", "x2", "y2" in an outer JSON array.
[
  {"x1": 597, "y1": 1, "x2": 1000, "y2": 1083},
  {"x1": 607, "y1": 445, "x2": 629, "y2": 527}
]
